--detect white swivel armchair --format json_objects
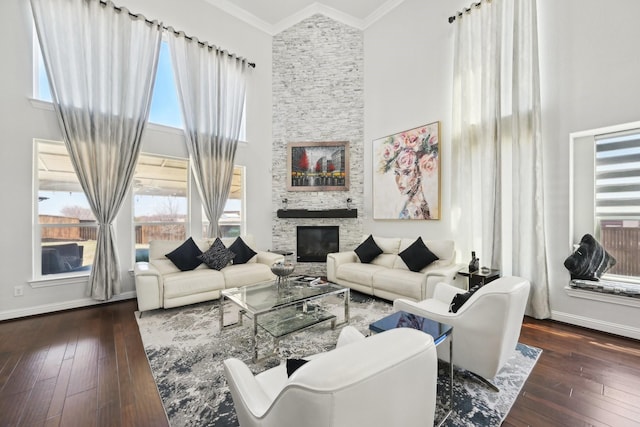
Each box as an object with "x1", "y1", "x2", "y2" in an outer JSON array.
[
  {"x1": 394, "y1": 276, "x2": 530, "y2": 391},
  {"x1": 223, "y1": 326, "x2": 438, "y2": 427}
]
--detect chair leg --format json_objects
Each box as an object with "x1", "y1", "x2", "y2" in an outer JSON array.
[{"x1": 468, "y1": 371, "x2": 500, "y2": 392}]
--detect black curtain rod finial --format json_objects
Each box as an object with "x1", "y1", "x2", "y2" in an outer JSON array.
[{"x1": 448, "y1": 16, "x2": 456, "y2": 24}]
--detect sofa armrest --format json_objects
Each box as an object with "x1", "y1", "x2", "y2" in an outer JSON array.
[
  {"x1": 432, "y1": 282, "x2": 465, "y2": 304},
  {"x1": 336, "y1": 325, "x2": 366, "y2": 348},
  {"x1": 134, "y1": 262, "x2": 163, "y2": 312},
  {"x1": 327, "y1": 251, "x2": 357, "y2": 282},
  {"x1": 256, "y1": 251, "x2": 284, "y2": 266},
  {"x1": 421, "y1": 263, "x2": 466, "y2": 299},
  {"x1": 223, "y1": 358, "x2": 273, "y2": 418}
]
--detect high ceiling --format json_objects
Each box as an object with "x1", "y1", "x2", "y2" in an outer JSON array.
[{"x1": 204, "y1": 0, "x2": 406, "y2": 34}]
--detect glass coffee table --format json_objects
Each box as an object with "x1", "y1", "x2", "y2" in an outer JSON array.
[
  {"x1": 220, "y1": 280, "x2": 350, "y2": 362},
  {"x1": 370, "y1": 311, "x2": 453, "y2": 427}
]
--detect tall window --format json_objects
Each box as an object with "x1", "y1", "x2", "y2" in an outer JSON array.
[
  {"x1": 202, "y1": 166, "x2": 245, "y2": 238},
  {"x1": 133, "y1": 154, "x2": 189, "y2": 262},
  {"x1": 36, "y1": 140, "x2": 97, "y2": 276},
  {"x1": 595, "y1": 129, "x2": 640, "y2": 278},
  {"x1": 34, "y1": 37, "x2": 245, "y2": 139}
]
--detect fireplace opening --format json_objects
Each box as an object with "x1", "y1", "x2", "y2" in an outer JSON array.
[{"x1": 296, "y1": 226, "x2": 339, "y2": 262}]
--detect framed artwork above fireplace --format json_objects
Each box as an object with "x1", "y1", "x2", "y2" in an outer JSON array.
[{"x1": 287, "y1": 141, "x2": 349, "y2": 191}]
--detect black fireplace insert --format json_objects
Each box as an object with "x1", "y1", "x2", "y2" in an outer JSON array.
[{"x1": 296, "y1": 226, "x2": 339, "y2": 262}]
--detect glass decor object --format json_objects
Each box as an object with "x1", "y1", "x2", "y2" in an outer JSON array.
[{"x1": 468, "y1": 251, "x2": 479, "y2": 272}]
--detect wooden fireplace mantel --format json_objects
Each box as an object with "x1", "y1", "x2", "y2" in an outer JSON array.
[{"x1": 276, "y1": 209, "x2": 358, "y2": 219}]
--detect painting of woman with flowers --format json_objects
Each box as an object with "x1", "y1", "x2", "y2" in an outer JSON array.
[{"x1": 373, "y1": 122, "x2": 440, "y2": 219}]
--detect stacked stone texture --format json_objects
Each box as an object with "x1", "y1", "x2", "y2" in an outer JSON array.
[{"x1": 272, "y1": 14, "x2": 364, "y2": 276}]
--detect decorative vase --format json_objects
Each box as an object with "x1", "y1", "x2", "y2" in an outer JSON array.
[
  {"x1": 468, "y1": 251, "x2": 479, "y2": 272},
  {"x1": 271, "y1": 261, "x2": 295, "y2": 286}
]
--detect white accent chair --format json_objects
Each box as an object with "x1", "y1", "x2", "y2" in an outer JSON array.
[
  {"x1": 393, "y1": 276, "x2": 530, "y2": 391},
  {"x1": 223, "y1": 326, "x2": 437, "y2": 427}
]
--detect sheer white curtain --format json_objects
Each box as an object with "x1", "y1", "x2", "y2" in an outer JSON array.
[
  {"x1": 510, "y1": 0, "x2": 549, "y2": 318},
  {"x1": 168, "y1": 32, "x2": 250, "y2": 238},
  {"x1": 451, "y1": 1, "x2": 503, "y2": 270},
  {"x1": 31, "y1": 0, "x2": 162, "y2": 300},
  {"x1": 451, "y1": 0, "x2": 550, "y2": 318}
]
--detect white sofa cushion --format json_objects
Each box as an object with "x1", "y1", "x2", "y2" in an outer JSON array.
[
  {"x1": 163, "y1": 269, "x2": 226, "y2": 299},
  {"x1": 336, "y1": 262, "x2": 387, "y2": 286},
  {"x1": 222, "y1": 263, "x2": 274, "y2": 288},
  {"x1": 366, "y1": 235, "x2": 401, "y2": 254},
  {"x1": 372, "y1": 269, "x2": 425, "y2": 301}
]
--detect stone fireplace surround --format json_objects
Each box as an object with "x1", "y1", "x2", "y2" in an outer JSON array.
[
  {"x1": 272, "y1": 211, "x2": 363, "y2": 277},
  {"x1": 271, "y1": 14, "x2": 365, "y2": 277}
]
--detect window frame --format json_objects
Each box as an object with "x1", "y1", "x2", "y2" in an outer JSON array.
[
  {"x1": 570, "y1": 121, "x2": 640, "y2": 284},
  {"x1": 33, "y1": 139, "x2": 99, "y2": 280},
  {"x1": 201, "y1": 165, "x2": 246, "y2": 239},
  {"x1": 32, "y1": 30, "x2": 248, "y2": 142},
  {"x1": 132, "y1": 152, "x2": 191, "y2": 263}
]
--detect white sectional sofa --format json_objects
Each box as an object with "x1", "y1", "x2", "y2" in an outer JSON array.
[
  {"x1": 134, "y1": 235, "x2": 283, "y2": 313},
  {"x1": 327, "y1": 235, "x2": 464, "y2": 301}
]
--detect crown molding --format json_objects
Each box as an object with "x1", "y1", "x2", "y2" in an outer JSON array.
[
  {"x1": 273, "y1": 2, "x2": 363, "y2": 34},
  {"x1": 205, "y1": 0, "x2": 405, "y2": 36},
  {"x1": 204, "y1": 0, "x2": 274, "y2": 35},
  {"x1": 364, "y1": 0, "x2": 405, "y2": 28}
]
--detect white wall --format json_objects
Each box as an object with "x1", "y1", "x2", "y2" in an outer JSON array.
[
  {"x1": 0, "y1": 0, "x2": 272, "y2": 319},
  {"x1": 364, "y1": 0, "x2": 457, "y2": 243},
  {"x1": 538, "y1": 0, "x2": 640, "y2": 338},
  {"x1": 365, "y1": 0, "x2": 640, "y2": 338}
]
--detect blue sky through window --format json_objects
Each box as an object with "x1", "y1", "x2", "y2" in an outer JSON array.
[{"x1": 37, "y1": 41, "x2": 183, "y2": 129}]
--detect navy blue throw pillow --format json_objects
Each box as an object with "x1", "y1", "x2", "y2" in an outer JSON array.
[
  {"x1": 228, "y1": 237, "x2": 257, "y2": 264},
  {"x1": 165, "y1": 237, "x2": 203, "y2": 271},
  {"x1": 399, "y1": 237, "x2": 439, "y2": 272},
  {"x1": 286, "y1": 358, "x2": 309, "y2": 377},
  {"x1": 449, "y1": 285, "x2": 482, "y2": 313},
  {"x1": 354, "y1": 235, "x2": 383, "y2": 263}
]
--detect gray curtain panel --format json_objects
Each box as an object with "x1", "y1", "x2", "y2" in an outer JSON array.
[
  {"x1": 31, "y1": 0, "x2": 162, "y2": 300},
  {"x1": 168, "y1": 31, "x2": 250, "y2": 238}
]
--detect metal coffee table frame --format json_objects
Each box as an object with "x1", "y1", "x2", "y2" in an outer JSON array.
[{"x1": 220, "y1": 281, "x2": 350, "y2": 362}]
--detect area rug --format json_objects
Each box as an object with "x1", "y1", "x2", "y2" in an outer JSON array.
[{"x1": 136, "y1": 292, "x2": 541, "y2": 427}]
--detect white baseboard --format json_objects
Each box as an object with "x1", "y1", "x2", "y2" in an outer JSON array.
[
  {"x1": 0, "y1": 291, "x2": 137, "y2": 321},
  {"x1": 551, "y1": 309, "x2": 640, "y2": 340}
]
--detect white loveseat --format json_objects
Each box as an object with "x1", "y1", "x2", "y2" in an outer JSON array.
[
  {"x1": 327, "y1": 235, "x2": 464, "y2": 301},
  {"x1": 134, "y1": 235, "x2": 283, "y2": 313}
]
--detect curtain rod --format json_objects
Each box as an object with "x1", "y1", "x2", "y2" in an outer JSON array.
[
  {"x1": 100, "y1": 1, "x2": 256, "y2": 68},
  {"x1": 448, "y1": 1, "x2": 488, "y2": 24}
]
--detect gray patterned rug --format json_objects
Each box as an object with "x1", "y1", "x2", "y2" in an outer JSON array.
[{"x1": 136, "y1": 292, "x2": 541, "y2": 426}]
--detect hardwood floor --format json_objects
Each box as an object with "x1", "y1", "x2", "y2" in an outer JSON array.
[
  {"x1": 0, "y1": 300, "x2": 167, "y2": 427},
  {"x1": 1, "y1": 299, "x2": 639, "y2": 426},
  {"x1": 505, "y1": 317, "x2": 640, "y2": 427}
]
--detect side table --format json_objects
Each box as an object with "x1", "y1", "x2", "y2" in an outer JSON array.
[
  {"x1": 269, "y1": 250, "x2": 294, "y2": 263},
  {"x1": 458, "y1": 267, "x2": 500, "y2": 289}
]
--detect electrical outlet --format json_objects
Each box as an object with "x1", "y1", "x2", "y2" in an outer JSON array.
[{"x1": 14, "y1": 286, "x2": 24, "y2": 297}]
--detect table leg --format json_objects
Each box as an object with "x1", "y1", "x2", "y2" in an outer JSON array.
[
  {"x1": 344, "y1": 289, "x2": 350, "y2": 322},
  {"x1": 449, "y1": 334, "x2": 454, "y2": 414},
  {"x1": 252, "y1": 314, "x2": 259, "y2": 363},
  {"x1": 219, "y1": 295, "x2": 225, "y2": 330}
]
